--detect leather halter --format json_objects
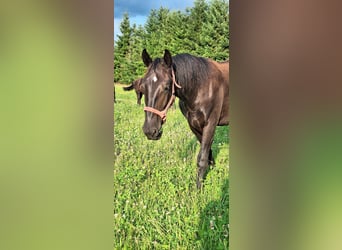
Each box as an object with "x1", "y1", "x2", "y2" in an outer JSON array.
[{"x1": 143, "y1": 69, "x2": 181, "y2": 124}]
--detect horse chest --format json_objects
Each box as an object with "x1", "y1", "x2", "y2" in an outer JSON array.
[{"x1": 185, "y1": 109, "x2": 206, "y2": 128}]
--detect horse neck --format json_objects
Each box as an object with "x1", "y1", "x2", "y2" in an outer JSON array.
[
  {"x1": 174, "y1": 80, "x2": 194, "y2": 104},
  {"x1": 174, "y1": 86, "x2": 184, "y2": 99},
  {"x1": 172, "y1": 67, "x2": 183, "y2": 100},
  {"x1": 172, "y1": 57, "x2": 202, "y2": 103}
]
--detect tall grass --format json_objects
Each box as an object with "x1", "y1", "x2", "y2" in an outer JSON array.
[{"x1": 114, "y1": 85, "x2": 229, "y2": 249}]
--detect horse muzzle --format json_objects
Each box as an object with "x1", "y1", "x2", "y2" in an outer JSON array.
[
  {"x1": 144, "y1": 128, "x2": 163, "y2": 140},
  {"x1": 142, "y1": 121, "x2": 163, "y2": 140}
]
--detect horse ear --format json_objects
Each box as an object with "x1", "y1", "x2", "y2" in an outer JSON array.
[
  {"x1": 164, "y1": 49, "x2": 172, "y2": 68},
  {"x1": 142, "y1": 49, "x2": 152, "y2": 67}
]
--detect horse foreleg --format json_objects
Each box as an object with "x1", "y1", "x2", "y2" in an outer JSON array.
[
  {"x1": 209, "y1": 149, "x2": 215, "y2": 166},
  {"x1": 196, "y1": 124, "x2": 216, "y2": 189},
  {"x1": 188, "y1": 124, "x2": 214, "y2": 166}
]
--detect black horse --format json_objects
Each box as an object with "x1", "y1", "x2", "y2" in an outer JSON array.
[
  {"x1": 140, "y1": 49, "x2": 229, "y2": 189},
  {"x1": 123, "y1": 78, "x2": 144, "y2": 105}
]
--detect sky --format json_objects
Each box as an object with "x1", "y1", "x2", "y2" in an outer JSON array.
[{"x1": 114, "y1": 0, "x2": 195, "y2": 41}]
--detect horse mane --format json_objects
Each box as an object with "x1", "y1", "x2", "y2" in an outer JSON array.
[
  {"x1": 172, "y1": 54, "x2": 210, "y2": 88},
  {"x1": 150, "y1": 54, "x2": 210, "y2": 89}
]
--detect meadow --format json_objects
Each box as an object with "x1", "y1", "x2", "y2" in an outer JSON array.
[{"x1": 114, "y1": 85, "x2": 229, "y2": 249}]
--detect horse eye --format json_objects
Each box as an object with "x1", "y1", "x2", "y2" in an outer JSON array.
[{"x1": 164, "y1": 86, "x2": 169, "y2": 91}]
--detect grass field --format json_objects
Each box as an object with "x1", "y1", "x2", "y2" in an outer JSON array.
[{"x1": 114, "y1": 85, "x2": 229, "y2": 249}]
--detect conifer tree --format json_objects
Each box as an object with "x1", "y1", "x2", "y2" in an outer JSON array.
[
  {"x1": 144, "y1": 9, "x2": 160, "y2": 57},
  {"x1": 130, "y1": 24, "x2": 146, "y2": 78},
  {"x1": 114, "y1": 1, "x2": 230, "y2": 84},
  {"x1": 185, "y1": 0, "x2": 209, "y2": 54},
  {"x1": 114, "y1": 13, "x2": 132, "y2": 83},
  {"x1": 199, "y1": 0, "x2": 229, "y2": 60},
  {"x1": 166, "y1": 11, "x2": 188, "y2": 53}
]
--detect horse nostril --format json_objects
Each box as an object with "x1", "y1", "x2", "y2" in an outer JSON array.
[
  {"x1": 150, "y1": 128, "x2": 162, "y2": 138},
  {"x1": 152, "y1": 128, "x2": 159, "y2": 137}
]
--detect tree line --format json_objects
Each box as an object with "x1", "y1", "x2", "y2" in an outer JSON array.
[{"x1": 114, "y1": 0, "x2": 229, "y2": 84}]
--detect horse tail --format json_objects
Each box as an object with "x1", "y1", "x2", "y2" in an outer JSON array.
[{"x1": 123, "y1": 84, "x2": 134, "y2": 91}]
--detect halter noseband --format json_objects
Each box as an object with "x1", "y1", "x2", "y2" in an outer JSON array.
[{"x1": 143, "y1": 69, "x2": 181, "y2": 124}]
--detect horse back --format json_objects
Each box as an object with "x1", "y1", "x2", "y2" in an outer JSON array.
[{"x1": 211, "y1": 60, "x2": 229, "y2": 125}]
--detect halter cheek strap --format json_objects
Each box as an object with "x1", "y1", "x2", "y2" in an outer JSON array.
[{"x1": 143, "y1": 69, "x2": 181, "y2": 124}]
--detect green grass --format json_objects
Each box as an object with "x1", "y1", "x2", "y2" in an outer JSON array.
[{"x1": 114, "y1": 85, "x2": 229, "y2": 249}]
